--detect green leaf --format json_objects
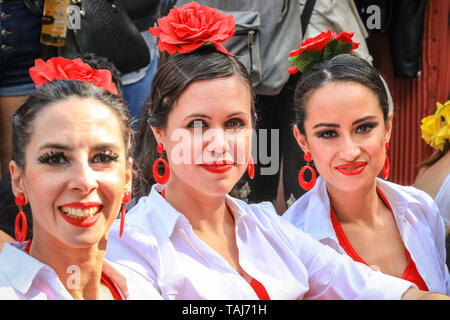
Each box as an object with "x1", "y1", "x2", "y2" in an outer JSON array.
[
  {"x1": 334, "y1": 41, "x2": 353, "y2": 56},
  {"x1": 289, "y1": 50, "x2": 325, "y2": 73}
]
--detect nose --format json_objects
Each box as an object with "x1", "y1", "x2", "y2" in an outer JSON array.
[
  {"x1": 68, "y1": 159, "x2": 98, "y2": 195},
  {"x1": 339, "y1": 135, "x2": 361, "y2": 161},
  {"x1": 205, "y1": 128, "x2": 230, "y2": 155}
]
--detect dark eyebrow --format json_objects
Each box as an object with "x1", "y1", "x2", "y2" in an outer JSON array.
[
  {"x1": 38, "y1": 143, "x2": 120, "y2": 152},
  {"x1": 184, "y1": 114, "x2": 212, "y2": 121},
  {"x1": 185, "y1": 112, "x2": 248, "y2": 121},
  {"x1": 312, "y1": 123, "x2": 340, "y2": 129},
  {"x1": 312, "y1": 115, "x2": 379, "y2": 129},
  {"x1": 92, "y1": 143, "x2": 121, "y2": 151},
  {"x1": 352, "y1": 115, "x2": 378, "y2": 126},
  {"x1": 38, "y1": 143, "x2": 71, "y2": 151},
  {"x1": 226, "y1": 112, "x2": 248, "y2": 119}
]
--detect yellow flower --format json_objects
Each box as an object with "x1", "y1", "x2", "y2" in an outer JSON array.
[{"x1": 420, "y1": 100, "x2": 450, "y2": 151}]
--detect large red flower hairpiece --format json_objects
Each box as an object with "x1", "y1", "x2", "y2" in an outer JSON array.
[
  {"x1": 29, "y1": 57, "x2": 118, "y2": 95},
  {"x1": 149, "y1": 1, "x2": 235, "y2": 55},
  {"x1": 288, "y1": 30, "x2": 360, "y2": 74}
]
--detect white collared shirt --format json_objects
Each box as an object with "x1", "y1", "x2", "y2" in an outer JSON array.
[
  {"x1": 105, "y1": 184, "x2": 416, "y2": 300},
  {"x1": 283, "y1": 176, "x2": 450, "y2": 295},
  {"x1": 0, "y1": 242, "x2": 162, "y2": 300}
]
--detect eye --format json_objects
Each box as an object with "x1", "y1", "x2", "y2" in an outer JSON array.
[
  {"x1": 356, "y1": 122, "x2": 378, "y2": 134},
  {"x1": 225, "y1": 118, "x2": 246, "y2": 129},
  {"x1": 91, "y1": 150, "x2": 119, "y2": 164},
  {"x1": 38, "y1": 151, "x2": 69, "y2": 165},
  {"x1": 187, "y1": 119, "x2": 208, "y2": 129},
  {"x1": 316, "y1": 130, "x2": 338, "y2": 139}
]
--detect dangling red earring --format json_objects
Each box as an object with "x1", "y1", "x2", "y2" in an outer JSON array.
[
  {"x1": 381, "y1": 141, "x2": 390, "y2": 180},
  {"x1": 152, "y1": 142, "x2": 170, "y2": 185},
  {"x1": 119, "y1": 191, "x2": 132, "y2": 238},
  {"x1": 247, "y1": 155, "x2": 255, "y2": 180},
  {"x1": 14, "y1": 193, "x2": 27, "y2": 243},
  {"x1": 298, "y1": 152, "x2": 317, "y2": 191}
]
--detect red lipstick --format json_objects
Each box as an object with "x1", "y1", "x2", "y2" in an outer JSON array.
[
  {"x1": 58, "y1": 202, "x2": 102, "y2": 228},
  {"x1": 335, "y1": 161, "x2": 367, "y2": 176},
  {"x1": 201, "y1": 161, "x2": 233, "y2": 174},
  {"x1": 60, "y1": 202, "x2": 102, "y2": 209}
]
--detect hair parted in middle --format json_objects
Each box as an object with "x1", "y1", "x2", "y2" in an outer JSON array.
[
  {"x1": 132, "y1": 45, "x2": 257, "y2": 200},
  {"x1": 293, "y1": 53, "x2": 390, "y2": 136}
]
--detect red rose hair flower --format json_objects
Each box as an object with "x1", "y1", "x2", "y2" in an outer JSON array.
[
  {"x1": 332, "y1": 31, "x2": 360, "y2": 50},
  {"x1": 29, "y1": 57, "x2": 118, "y2": 95},
  {"x1": 288, "y1": 30, "x2": 360, "y2": 74},
  {"x1": 149, "y1": 1, "x2": 235, "y2": 55},
  {"x1": 289, "y1": 30, "x2": 333, "y2": 58}
]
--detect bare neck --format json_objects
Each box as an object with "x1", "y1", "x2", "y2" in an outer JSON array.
[
  {"x1": 163, "y1": 182, "x2": 232, "y2": 235},
  {"x1": 326, "y1": 181, "x2": 385, "y2": 227},
  {"x1": 29, "y1": 228, "x2": 106, "y2": 300}
]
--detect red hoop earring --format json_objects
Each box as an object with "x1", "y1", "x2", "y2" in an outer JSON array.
[
  {"x1": 298, "y1": 152, "x2": 317, "y2": 191},
  {"x1": 14, "y1": 193, "x2": 27, "y2": 243},
  {"x1": 153, "y1": 142, "x2": 170, "y2": 185},
  {"x1": 247, "y1": 155, "x2": 255, "y2": 180},
  {"x1": 381, "y1": 141, "x2": 390, "y2": 180},
  {"x1": 119, "y1": 191, "x2": 132, "y2": 238}
]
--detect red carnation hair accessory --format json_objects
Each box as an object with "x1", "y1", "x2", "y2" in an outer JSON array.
[
  {"x1": 288, "y1": 30, "x2": 360, "y2": 74},
  {"x1": 149, "y1": 1, "x2": 235, "y2": 55},
  {"x1": 29, "y1": 57, "x2": 118, "y2": 95}
]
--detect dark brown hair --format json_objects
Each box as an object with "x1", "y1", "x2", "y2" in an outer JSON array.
[
  {"x1": 294, "y1": 54, "x2": 390, "y2": 135},
  {"x1": 133, "y1": 45, "x2": 256, "y2": 200},
  {"x1": 12, "y1": 80, "x2": 132, "y2": 168},
  {"x1": 420, "y1": 141, "x2": 450, "y2": 168}
]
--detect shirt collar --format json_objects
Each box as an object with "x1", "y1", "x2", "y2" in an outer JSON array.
[
  {"x1": 301, "y1": 177, "x2": 423, "y2": 241},
  {"x1": 375, "y1": 178, "x2": 423, "y2": 218},
  {"x1": 301, "y1": 176, "x2": 338, "y2": 243},
  {"x1": 225, "y1": 194, "x2": 252, "y2": 222},
  {"x1": 0, "y1": 242, "x2": 53, "y2": 295},
  {"x1": 145, "y1": 184, "x2": 253, "y2": 238},
  {"x1": 144, "y1": 184, "x2": 185, "y2": 238}
]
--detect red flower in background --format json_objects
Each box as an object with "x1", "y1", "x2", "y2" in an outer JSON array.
[
  {"x1": 150, "y1": 1, "x2": 235, "y2": 55},
  {"x1": 289, "y1": 30, "x2": 333, "y2": 57},
  {"x1": 288, "y1": 30, "x2": 360, "y2": 74},
  {"x1": 332, "y1": 31, "x2": 360, "y2": 50},
  {"x1": 29, "y1": 57, "x2": 117, "y2": 94}
]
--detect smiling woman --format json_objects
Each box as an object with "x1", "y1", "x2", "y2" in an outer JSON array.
[
  {"x1": 0, "y1": 58, "x2": 162, "y2": 300},
  {"x1": 102, "y1": 2, "x2": 449, "y2": 301},
  {"x1": 283, "y1": 52, "x2": 450, "y2": 295}
]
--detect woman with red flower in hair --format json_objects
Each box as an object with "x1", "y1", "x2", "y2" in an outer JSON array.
[
  {"x1": 104, "y1": 2, "x2": 448, "y2": 300},
  {"x1": 0, "y1": 57, "x2": 162, "y2": 300},
  {"x1": 283, "y1": 32, "x2": 450, "y2": 295}
]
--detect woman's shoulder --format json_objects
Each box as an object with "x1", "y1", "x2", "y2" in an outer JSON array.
[
  {"x1": 380, "y1": 179, "x2": 442, "y2": 226},
  {"x1": 0, "y1": 242, "x2": 54, "y2": 299},
  {"x1": 228, "y1": 196, "x2": 278, "y2": 221},
  {"x1": 413, "y1": 165, "x2": 447, "y2": 199},
  {"x1": 283, "y1": 177, "x2": 329, "y2": 229},
  {"x1": 385, "y1": 179, "x2": 437, "y2": 208}
]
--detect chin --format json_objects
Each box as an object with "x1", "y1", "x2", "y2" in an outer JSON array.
[
  {"x1": 202, "y1": 181, "x2": 235, "y2": 197},
  {"x1": 329, "y1": 174, "x2": 377, "y2": 193},
  {"x1": 62, "y1": 229, "x2": 106, "y2": 249}
]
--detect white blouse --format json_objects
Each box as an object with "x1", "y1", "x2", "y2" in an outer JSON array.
[
  {"x1": 0, "y1": 241, "x2": 162, "y2": 300},
  {"x1": 435, "y1": 172, "x2": 450, "y2": 228},
  {"x1": 283, "y1": 176, "x2": 450, "y2": 295},
  {"x1": 105, "y1": 184, "x2": 416, "y2": 300}
]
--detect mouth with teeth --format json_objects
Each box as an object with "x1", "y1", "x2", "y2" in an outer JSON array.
[{"x1": 58, "y1": 202, "x2": 103, "y2": 227}]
